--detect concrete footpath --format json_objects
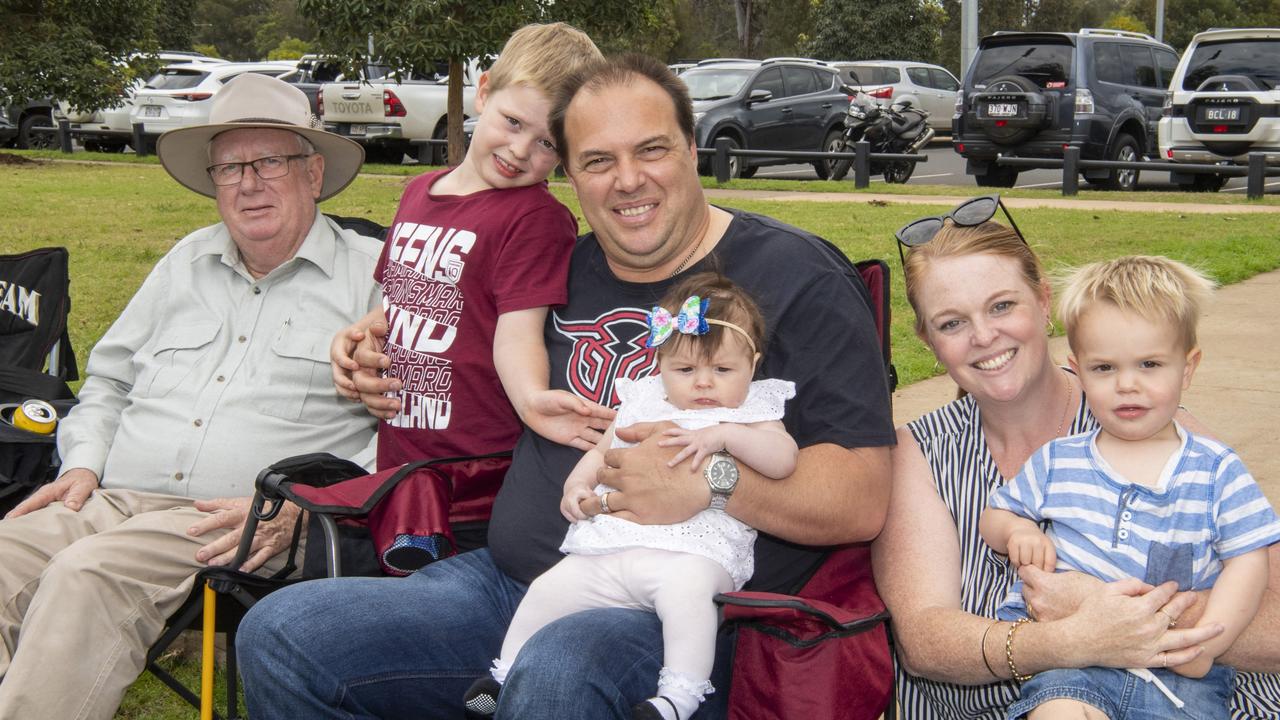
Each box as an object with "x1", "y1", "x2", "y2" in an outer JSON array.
[{"x1": 890, "y1": 268, "x2": 1280, "y2": 503}]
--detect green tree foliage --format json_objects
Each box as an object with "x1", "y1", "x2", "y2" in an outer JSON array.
[
  {"x1": 1100, "y1": 12, "x2": 1148, "y2": 34},
  {"x1": 0, "y1": 0, "x2": 192, "y2": 110},
  {"x1": 804, "y1": 0, "x2": 945, "y2": 64},
  {"x1": 300, "y1": 0, "x2": 666, "y2": 164},
  {"x1": 268, "y1": 36, "x2": 312, "y2": 60}
]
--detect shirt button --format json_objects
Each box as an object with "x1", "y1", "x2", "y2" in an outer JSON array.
[
  {"x1": 193, "y1": 419, "x2": 203, "y2": 427},
  {"x1": 1121, "y1": 511, "x2": 1132, "y2": 521},
  {"x1": 253, "y1": 286, "x2": 261, "y2": 295},
  {"x1": 238, "y1": 335, "x2": 247, "y2": 343},
  {"x1": 1118, "y1": 529, "x2": 1129, "y2": 540},
  {"x1": 174, "y1": 472, "x2": 184, "y2": 481},
  {"x1": 216, "y1": 375, "x2": 225, "y2": 383}
]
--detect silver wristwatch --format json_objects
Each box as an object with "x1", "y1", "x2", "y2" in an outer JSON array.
[{"x1": 704, "y1": 452, "x2": 740, "y2": 511}]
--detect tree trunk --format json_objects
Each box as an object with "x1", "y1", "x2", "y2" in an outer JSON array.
[
  {"x1": 734, "y1": 0, "x2": 753, "y2": 56},
  {"x1": 448, "y1": 58, "x2": 464, "y2": 167}
]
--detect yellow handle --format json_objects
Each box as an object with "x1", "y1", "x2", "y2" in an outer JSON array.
[{"x1": 201, "y1": 582, "x2": 216, "y2": 720}]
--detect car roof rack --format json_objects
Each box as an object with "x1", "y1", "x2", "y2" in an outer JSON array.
[
  {"x1": 1078, "y1": 28, "x2": 1156, "y2": 41},
  {"x1": 695, "y1": 58, "x2": 759, "y2": 66},
  {"x1": 761, "y1": 57, "x2": 829, "y2": 66}
]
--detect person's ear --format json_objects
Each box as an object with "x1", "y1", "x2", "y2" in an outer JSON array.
[
  {"x1": 1067, "y1": 353, "x2": 1080, "y2": 376},
  {"x1": 752, "y1": 352, "x2": 762, "y2": 370},
  {"x1": 306, "y1": 153, "x2": 325, "y2": 199},
  {"x1": 1038, "y1": 278, "x2": 1053, "y2": 318},
  {"x1": 1182, "y1": 346, "x2": 1203, "y2": 390},
  {"x1": 474, "y1": 72, "x2": 491, "y2": 113}
]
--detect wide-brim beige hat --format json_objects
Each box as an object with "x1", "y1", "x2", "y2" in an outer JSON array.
[{"x1": 157, "y1": 72, "x2": 364, "y2": 201}]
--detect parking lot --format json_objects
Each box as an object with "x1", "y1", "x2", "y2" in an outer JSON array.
[{"x1": 751, "y1": 138, "x2": 1277, "y2": 194}]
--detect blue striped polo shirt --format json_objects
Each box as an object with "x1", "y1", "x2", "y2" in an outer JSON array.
[{"x1": 990, "y1": 423, "x2": 1280, "y2": 619}]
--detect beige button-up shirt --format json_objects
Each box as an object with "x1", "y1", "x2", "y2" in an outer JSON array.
[{"x1": 58, "y1": 211, "x2": 382, "y2": 499}]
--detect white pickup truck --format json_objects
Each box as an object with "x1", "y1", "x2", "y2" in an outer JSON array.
[{"x1": 321, "y1": 63, "x2": 479, "y2": 164}]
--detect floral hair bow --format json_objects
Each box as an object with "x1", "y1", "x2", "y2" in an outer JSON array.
[{"x1": 646, "y1": 295, "x2": 709, "y2": 348}]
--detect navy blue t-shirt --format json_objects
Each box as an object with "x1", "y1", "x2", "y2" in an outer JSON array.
[{"x1": 488, "y1": 208, "x2": 895, "y2": 593}]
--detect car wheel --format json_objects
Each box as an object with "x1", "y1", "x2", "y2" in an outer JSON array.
[
  {"x1": 84, "y1": 140, "x2": 127, "y2": 153},
  {"x1": 707, "y1": 135, "x2": 742, "y2": 179},
  {"x1": 739, "y1": 165, "x2": 757, "y2": 179},
  {"x1": 430, "y1": 122, "x2": 448, "y2": 165},
  {"x1": 1099, "y1": 133, "x2": 1140, "y2": 191},
  {"x1": 974, "y1": 166, "x2": 1018, "y2": 187},
  {"x1": 1177, "y1": 174, "x2": 1227, "y2": 193},
  {"x1": 814, "y1": 129, "x2": 844, "y2": 180},
  {"x1": 17, "y1": 113, "x2": 56, "y2": 150}
]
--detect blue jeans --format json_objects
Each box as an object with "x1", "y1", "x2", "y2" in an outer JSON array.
[
  {"x1": 1009, "y1": 665, "x2": 1235, "y2": 720},
  {"x1": 237, "y1": 549, "x2": 733, "y2": 719}
]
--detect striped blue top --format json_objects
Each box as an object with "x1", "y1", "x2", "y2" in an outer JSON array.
[
  {"x1": 898, "y1": 388, "x2": 1280, "y2": 720},
  {"x1": 990, "y1": 423, "x2": 1280, "y2": 619}
]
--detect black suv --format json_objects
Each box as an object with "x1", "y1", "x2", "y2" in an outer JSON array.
[
  {"x1": 680, "y1": 58, "x2": 850, "y2": 179},
  {"x1": 954, "y1": 29, "x2": 1179, "y2": 189}
]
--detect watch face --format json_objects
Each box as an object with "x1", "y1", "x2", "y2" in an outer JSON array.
[{"x1": 708, "y1": 459, "x2": 739, "y2": 491}]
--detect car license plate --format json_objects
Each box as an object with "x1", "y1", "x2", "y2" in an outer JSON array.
[
  {"x1": 1201, "y1": 107, "x2": 1241, "y2": 122},
  {"x1": 349, "y1": 124, "x2": 365, "y2": 137},
  {"x1": 986, "y1": 103, "x2": 1019, "y2": 117},
  {"x1": 143, "y1": 105, "x2": 161, "y2": 118}
]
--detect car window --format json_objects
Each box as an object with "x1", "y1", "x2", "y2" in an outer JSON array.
[
  {"x1": 817, "y1": 69, "x2": 837, "y2": 91},
  {"x1": 751, "y1": 67, "x2": 785, "y2": 98},
  {"x1": 931, "y1": 68, "x2": 960, "y2": 91},
  {"x1": 781, "y1": 66, "x2": 819, "y2": 96},
  {"x1": 838, "y1": 65, "x2": 871, "y2": 85},
  {"x1": 1182, "y1": 38, "x2": 1280, "y2": 91},
  {"x1": 972, "y1": 41, "x2": 1073, "y2": 88},
  {"x1": 1094, "y1": 43, "x2": 1128, "y2": 84},
  {"x1": 679, "y1": 67, "x2": 754, "y2": 101},
  {"x1": 144, "y1": 68, "x2": 209, "y2": 90},
  {"x1": 1121, "y1": 45, "x2": 1158, "y2": 88},
  {"x1": 1156, "y1": 50, "x2": 1178, "y2": 89},
  {"x1": 907, "y1": 67, "x2": 932, "y2": 87}
]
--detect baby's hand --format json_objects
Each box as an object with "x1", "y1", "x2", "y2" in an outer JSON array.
[
  {"x1": 1007, "y1": 528, "x2": 1056, "y2": 571},
  {"x1": 560, "y1": 483, "x2": 595, "y2": 522},
  {"x1": 658, "y1": 426, "x2": 727, "y2": 473}
]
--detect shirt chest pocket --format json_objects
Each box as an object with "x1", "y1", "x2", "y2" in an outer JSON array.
[
  {"x1": 138, "y1": 322, "x2": 220, "y2": 399},
  {"x1": 253, "y1": 325, "x2": 333, "y2": 421}
]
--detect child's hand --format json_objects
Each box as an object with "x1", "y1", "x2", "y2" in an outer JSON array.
[
  {"x1": 560, "y1": 482, "x2": 596, "y2": 522},
  {"x1": 1007, "y1": 528, "x2": 1056, "y2": 571},
  {"x1": 658, "y1": 426, "x2": 728, "y2": 472},
  {"x1": 524, "y1": 390, "x2": 616, "y2": 452}
]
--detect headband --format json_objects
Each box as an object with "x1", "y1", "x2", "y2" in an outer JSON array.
[{"x1": 645, "y1": 295, "x2": 758, "y2": 356}]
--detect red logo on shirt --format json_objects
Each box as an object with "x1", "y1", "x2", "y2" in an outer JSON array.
[{"x1": 553, "y1": 309, "x2": 657, "y2": 406}]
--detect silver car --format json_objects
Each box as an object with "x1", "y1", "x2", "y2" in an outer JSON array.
[{"x1": 830, "y1": 60, "x2": 959, "y2": 130}]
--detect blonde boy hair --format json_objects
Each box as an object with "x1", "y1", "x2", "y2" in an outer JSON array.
[
  {"x1": 1057, "y1": 255, "x2": 1216, "y2": 351},
  {"x1": 485, "y1": 23, "x2": 602, "y2": 97}
]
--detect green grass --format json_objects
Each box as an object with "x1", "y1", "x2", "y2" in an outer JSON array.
[
  {"x1": 12, "y1": 147, "x2": 1280, "y2": 205},
  {"x1": 3, "y1": 155, "x2": 1279, "y2": 719}
]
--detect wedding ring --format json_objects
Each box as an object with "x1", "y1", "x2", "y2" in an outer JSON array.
[
  {"x1": 1161, "y1": 652, "x2": 1168, "y2": 668},
  {"x1": 599, "y1": 492, "x2": 613, "y2": 514},
  {"x1": 1158, "y1": 609, "x2": 1177, "y2": 628}
]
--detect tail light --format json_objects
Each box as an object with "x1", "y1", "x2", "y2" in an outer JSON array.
[
  {"x1": 1166, "y1": 149, "x2": 1173, "y2": 159},
  {"x1": 174, "y1": 92, "x2": 213, "y2": 102},
  {"x1": 1160, "y1": 91, "x2": 1173, "y2": 117},
  {"x1": 956, "y1": 143, "x2": 965, "y2": 153},
  {"x1": 954, "y1": 90, "x2": 964, "y2": 115},
  {"x1": 384, "y1": 89, "x2": 406, "y2": 117},
  {"x1": 1074, "y1": 89, "x2": 1095, "y2": 115},
  {"x1": 868, "y1": 86, "x2": 893, "y2": 100},
  {"x1": 317, "y1": 93, "x2": 324, "y2": 117}
]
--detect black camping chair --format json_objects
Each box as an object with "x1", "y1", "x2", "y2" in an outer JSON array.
[{"x1": 0, "y1": 247, "x2": 79, "y2": 514}]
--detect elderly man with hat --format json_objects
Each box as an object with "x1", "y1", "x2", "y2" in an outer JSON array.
[{"x1": 0, "y1": 73, "x2": 381, "y2": 719}]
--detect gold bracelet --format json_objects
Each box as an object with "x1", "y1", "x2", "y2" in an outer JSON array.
[
  {"x1": 1004, "y1": 617, "x2": 1034, "y2": 682},
  {"x1": 980, "y1": 620, "x2": 1001, "y2": 679}
]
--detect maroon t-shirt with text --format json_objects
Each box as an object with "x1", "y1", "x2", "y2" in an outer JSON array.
[{"x1": 374, "y1": 169, "x2": 576, "y2": 472}]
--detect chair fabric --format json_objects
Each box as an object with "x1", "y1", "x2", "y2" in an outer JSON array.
[
  {"x1": 0, "y1": 247, "x2": 78, "y2": 514},
  {"x1": 713, "y1": 255, "x2": 896, "y2": 720}
]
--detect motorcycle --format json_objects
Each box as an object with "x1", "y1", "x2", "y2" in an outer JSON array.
[{"x1": 829, "y1": 87, "x2": 934, "y2": 183}]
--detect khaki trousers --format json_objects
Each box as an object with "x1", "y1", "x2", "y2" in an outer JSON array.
[{"x1": 0, "y1": 488, "x2": 294, "y2": 720}]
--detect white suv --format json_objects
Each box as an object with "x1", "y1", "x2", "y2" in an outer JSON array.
[
  {"x1": 130, "y1": 61, "x2": 296, "y2": 138},
  {"x1": 1158, "y1": 28, "x2": 1280, "y2": 191}
]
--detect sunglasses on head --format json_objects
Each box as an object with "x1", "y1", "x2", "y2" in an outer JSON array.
[{"x1": 893, "y1": 194, "x2": 1026, "y2": 267}]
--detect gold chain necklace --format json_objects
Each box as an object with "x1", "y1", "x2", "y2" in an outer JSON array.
[{"x1": 1055, "y1": 370, "x2": 1074, "y2": 437}]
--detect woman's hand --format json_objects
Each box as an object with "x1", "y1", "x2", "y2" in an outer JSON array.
[{"x1": 1057, "y1": 578, "x2": 1223, "y2": 670}]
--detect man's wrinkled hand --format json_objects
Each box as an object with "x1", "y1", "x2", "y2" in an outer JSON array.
[
  {"x1": 188, "y1": 497, "x2": 301, "y2": 573},
  {"x1": 598, "y1": 422, "x2": 709, "y2": 525},
  {"x1": 4, "y1": 468, "x2": 98, "y2": 518},
  {"x1": 524, "y1": 390, "x2": 615, "y2": 451}
]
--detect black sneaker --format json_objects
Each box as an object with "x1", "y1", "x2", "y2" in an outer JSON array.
[{"x1": 463, "y1": 676, "x2": 502, "y2": 719}]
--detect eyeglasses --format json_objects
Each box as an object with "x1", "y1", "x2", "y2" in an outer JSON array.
[
  {"x1": 893, "y1": 194, "x2": 1026, "y2": 267},
  {"x1": 206, "y1": 154, "x2": 311, "y2": 186}
]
